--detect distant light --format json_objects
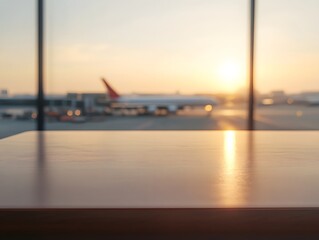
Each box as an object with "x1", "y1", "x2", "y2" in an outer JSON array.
[
  {"x1": 287, "y1": 98, "x2": 294, "y2": 105},
  {"x1": 296, "y1": 111, "x2": 303, "y2": 117},
  {"x1": 262, "y1": 99, "x2": 274, "y2": 105},
  {"x1": 67, "y1": 110, "x2": 73, "y2": 117},
  {"x1": 74, "y1": 109, "x2": 81, "y2": 116},
  {"x1": 31, "y1": 113, "x2": 37, "y2": 119},
  {"x1": 205, "y1": 105, "x2": 213, "y2": 112},
  {"x1": 137, "y1": 108, "x2": 146, "y2": 114}
]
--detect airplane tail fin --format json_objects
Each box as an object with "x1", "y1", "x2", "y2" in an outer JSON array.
[{"x1": 101, "y1": 78, "x2": 120, "y2": 100}]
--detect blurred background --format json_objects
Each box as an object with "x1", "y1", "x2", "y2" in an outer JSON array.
[{"x1": 1, "y1": 0, "x2": 318, "y2": 138}]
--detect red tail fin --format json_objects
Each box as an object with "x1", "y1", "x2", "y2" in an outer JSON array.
[{"x1": 101, "y1": 78, "x2": 120, "y2": 100}]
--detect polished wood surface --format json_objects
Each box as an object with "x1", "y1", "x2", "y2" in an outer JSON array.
[
  {"x1": 1, "y1": 131, "x2": 319, "y2": 208},
  {"x1": 1, "y1": 131, "x2": 319, "y2": 238}
]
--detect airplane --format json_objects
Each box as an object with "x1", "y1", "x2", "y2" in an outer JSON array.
[{"x1": 101, "y1": 78, "x2": 218, "y2": 116}]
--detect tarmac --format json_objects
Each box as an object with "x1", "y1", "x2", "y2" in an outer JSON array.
[{"x1": 1, "y1": 105, "x2": 318, "y2": 139}]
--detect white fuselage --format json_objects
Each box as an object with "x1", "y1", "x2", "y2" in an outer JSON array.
[{"x1": 109, "y1": 95, "x2": 217, "y2": 114}]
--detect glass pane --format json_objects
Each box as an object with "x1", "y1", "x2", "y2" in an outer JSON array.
[
  {"x1": 45, "y1": 0, "x2": 248, "y2": 130},
  {"x1": 0, "y1": 0, "x2": 36, "y2": 138},
  {"x1": 256, "y1": 0, "x2": 319, "y2": 130}
]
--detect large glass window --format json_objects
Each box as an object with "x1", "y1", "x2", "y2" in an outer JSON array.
[
  {"x1": 44, "y1": 0, "x2": 248, "y2": 131},
  {"x1": 255, "y1": 0, "x2": 319, "y2": 130},
  {"x1": 0, "y1": 0, "x2": 36, "y2": 138},
  {"x1": 5, "y1": 1, "x2": 318, "y2": 136}
]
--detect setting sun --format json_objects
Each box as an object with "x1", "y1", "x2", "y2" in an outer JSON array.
[{"x1": 219, "y1": 61, "x2": 242, "y2": 92}]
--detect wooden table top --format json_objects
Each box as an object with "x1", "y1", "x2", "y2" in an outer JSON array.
[{"x1": 1, "y1": 131, "x2": 319, "y2": 208}]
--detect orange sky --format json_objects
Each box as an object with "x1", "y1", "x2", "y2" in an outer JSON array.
[{"x1": 0, "y1": 0, "x2": 318, "y2": 95}]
